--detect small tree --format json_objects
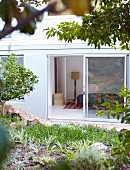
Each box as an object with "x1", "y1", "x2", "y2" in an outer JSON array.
[{"x1": 0, "y1": 54, "x2": 39, "y2": 115}]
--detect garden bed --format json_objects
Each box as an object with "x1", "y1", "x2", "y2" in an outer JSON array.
[{"x1": 0, "y1": 115, "x2": 130, "y2": 170}]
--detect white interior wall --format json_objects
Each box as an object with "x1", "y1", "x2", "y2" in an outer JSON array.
[
  {"x1": 66, "y1": 56, "x2": 83, "y2": 100},
  {"x1": 57, "y1": 57, "x2": 66, "y2": 101}
]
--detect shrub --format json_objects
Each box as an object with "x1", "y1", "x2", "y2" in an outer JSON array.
[
  {"x1": 97, "y1": 86, "x2": 130, "y2": 169},
  {"x1": 0, "y1": 54, "x2": 39, "y2": 115},
  {"x1": 71, "y1": 146, "x2": 105, "y2": 170}
]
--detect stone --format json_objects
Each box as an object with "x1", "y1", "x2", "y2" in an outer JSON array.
[
  {"x1": 11, "y1": 109, "x2": 32, "y2": 121},
  {"x1": 0, "y1": 104, "x2": 14, "y2": 115},
  {"x1": 90, "y1": 142, "x2": 108, "y2": 151},
  {"x1": 33, "y1": 117, "x2": 41, "y2": 124}
]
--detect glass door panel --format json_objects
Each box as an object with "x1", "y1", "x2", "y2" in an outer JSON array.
[{"x1": 85, "y1": 57, "x2": 125, "y2": 119}]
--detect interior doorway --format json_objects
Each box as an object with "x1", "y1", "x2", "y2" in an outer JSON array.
[{"x1": 47, "y1": 55, "x2": 84, "y2": 120}]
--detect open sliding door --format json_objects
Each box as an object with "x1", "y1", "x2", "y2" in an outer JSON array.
[{"x1": 83, "y1": 55, "x2": 126, "y2": 120}]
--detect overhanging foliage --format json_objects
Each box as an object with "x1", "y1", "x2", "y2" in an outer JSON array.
[{"x1": 45, "y1": 0, "x2": 130, "y2": 50}]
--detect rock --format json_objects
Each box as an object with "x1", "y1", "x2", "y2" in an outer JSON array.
[
  {"x1": 0, "y1": 104, "x2": 14, "y2": 115},
  {"x1": 19, "y1": 114, "x2": 26, "y2": 121},
  {"x1": 0, "y1": 105, "x2": 46, "y2": 126},
  {"x1": 90, "y1": 142, "x2": 108, "y2": 151},
  {"x1": 13, "y1": 109, "x2": 32, "y2": 120},
  {"x1": 33, "y1": 117, "x2": 41, "y2": 124}
]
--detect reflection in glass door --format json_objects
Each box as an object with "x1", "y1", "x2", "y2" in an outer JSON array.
[{"x1": 85, "y1": 57, "x2": 125, "y2": 119}]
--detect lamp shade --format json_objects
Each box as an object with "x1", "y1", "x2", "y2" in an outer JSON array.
[{"x1": 71, "y1": 72, "x2": 80, "y2": 80}]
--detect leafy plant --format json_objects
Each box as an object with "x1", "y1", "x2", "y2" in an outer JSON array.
[
  {"x1": 97, "y1": 86, "x2": 130, "y2": 168},
  {"x1": 97, "y1": 86, "x2": 129, "y2": 122},
  {"x1": 51, "y1": 146, "x2": 106, "y2": 170},
  {"x1": 0, "y1": 126, "x2": 11, "y2": 166},
  {"x1": 44, "y1": 136, "x2": 55, "y2": 156},
  {"x1": 71, "y1": 146, "x2": 106, "y2": 170},
  {"x1": 0, "y1": 53, "x2": 39, "y2": 115},
  {"x1": 0, "y1": 114, "x2": 20, "y2": 127},
  {"x1": 9, "y1": 128, "x2": 28, "y2": 146},
  {"x1": 0, "y1": 66, "x2": 8, "y2": 89},
  {"x1": 45, "y1": 0, "x2": 130, "y2": 50},
  {"x1": 23, "y1": 124, "x2": 119, "y2": 147},
  {"x1": 50, "y1": 161, "x2": 72, "y2": 170},
  {"x1": 33, "y1": 156, "x2": 56, "y2": 168}
]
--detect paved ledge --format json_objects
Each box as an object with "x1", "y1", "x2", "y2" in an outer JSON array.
[{"x1": 48, "y1": 119, "x2": 130, "y2": 131}]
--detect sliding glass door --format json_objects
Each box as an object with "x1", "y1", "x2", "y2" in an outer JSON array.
[{"x1": 84, "y1": 56, "x2": 126, "y2": 119}]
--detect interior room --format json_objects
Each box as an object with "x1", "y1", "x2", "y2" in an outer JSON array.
[
  {"x1": 47, "y1": 55, "x2": 84, "y2": 120},
  {"x1": 47, "y1": 55, "x2": 125, "y2": 121}
]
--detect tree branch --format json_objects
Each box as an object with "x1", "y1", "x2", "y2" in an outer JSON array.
[{"x1": 0, "y1": 2, "x2": 64, "y2": 40}]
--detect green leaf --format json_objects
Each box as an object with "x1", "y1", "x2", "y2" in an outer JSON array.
[{"x1": 0, "y1": 54, "x2": 39, "y2": 104}]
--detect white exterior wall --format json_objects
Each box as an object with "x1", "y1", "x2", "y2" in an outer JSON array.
[
  {"x1": 48, "y1": 56, "x2": 55, "y2": 106},
  {"x1": 0, "y1": 14, "x2": 130, "y2": 119},
  {"x1": 0, "y1": 50, "x2": 48, "y2": 119}
]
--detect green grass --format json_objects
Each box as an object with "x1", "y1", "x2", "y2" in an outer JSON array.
[
  {"x1": 0, "y1": 114, "x2": 20, "y2": 127},
  {"x1": 20, "y1": 124, "x2": 119, "y2": 147},
  {"x1": 0, "y1": 115, "x2": 119, "y2": 147}
]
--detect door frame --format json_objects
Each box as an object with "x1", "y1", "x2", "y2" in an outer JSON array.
[
  {"x1": 47, "y1": 54, "x2": 84, "y2": 120},
  {"x1": 83, "y1": 54, "x2": 127, "y2": 121}
]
